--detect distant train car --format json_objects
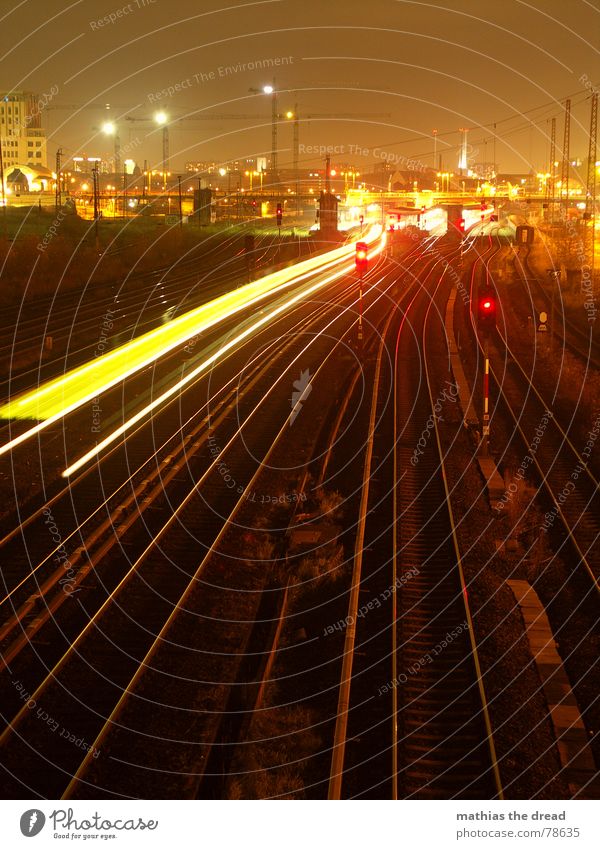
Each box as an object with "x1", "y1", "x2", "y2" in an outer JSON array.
[{"x1": 445, "y1": 203, "x2": 494, "y2": 237}]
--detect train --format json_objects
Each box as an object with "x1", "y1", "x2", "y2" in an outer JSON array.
[{"x1": 385, "y1": 203, "x2": 495, "y2": 237}]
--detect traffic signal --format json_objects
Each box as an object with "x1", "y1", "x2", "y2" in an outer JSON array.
[
  {"x1": 355, "y1": 241, "x2": 368, "y2": 273},
  {"x1": 457, "y1": 217, "x2": 465, "y2": 233},
  {"x1": 478, "y1": 286, "x2": 497, "y2": 334},
  {"x1": 276, "y1": 202, "x2": 283, "y2": 226}
]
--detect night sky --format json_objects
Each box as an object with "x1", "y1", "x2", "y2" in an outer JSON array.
[{"x1": 2, "y1": 0, "x2": 598, "y2": 174}]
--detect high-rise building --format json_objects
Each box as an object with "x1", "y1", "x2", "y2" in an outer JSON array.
[{"x1": 0, "y1": 91, "x2": 48, "y2": 170}]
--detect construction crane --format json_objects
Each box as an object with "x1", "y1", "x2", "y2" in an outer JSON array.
[
  {"x1": 46, "y1": 103, "x2": 392, "y2": 193},
  {"x1": 124, "y1": 110, "x2": 390, "y2": 192}
]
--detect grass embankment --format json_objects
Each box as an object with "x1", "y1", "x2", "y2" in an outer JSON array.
[
  {"x1": 528, "y1": 227, "x2": 598, "y2": 320},
  {"x1": 0, "y1": 207, "x2": 313, "y2": 306},
  {"x1": 452, "y1": 271, "x2": 598, "y2": 796}
]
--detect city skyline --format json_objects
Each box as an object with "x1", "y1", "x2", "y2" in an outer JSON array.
[{"x1": 0, "y1": 0, "x2": 597, "y2": 177}]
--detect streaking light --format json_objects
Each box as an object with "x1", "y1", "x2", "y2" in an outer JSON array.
[
  {"x1": 0, "y1": 228, "x2": 383, "y2": 458},
  {"x1": 63, "y1": 228, "x2": 386, "y2": 477}
]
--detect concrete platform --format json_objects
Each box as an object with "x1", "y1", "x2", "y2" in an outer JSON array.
[
  {"x1": 477, "y1": 456, "x2": 507, "y2": 508},
  {"x1": 509, "y1": 579, "x2": 600, "y2": 798}
]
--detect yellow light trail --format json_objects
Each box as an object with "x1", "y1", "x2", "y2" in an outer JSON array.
[
  {"x1": 62, "y1": 228, "x2": 386, "y2": 477},
  {"x1": 0, "y1": 228, "x2": 383, "y2": 459}
]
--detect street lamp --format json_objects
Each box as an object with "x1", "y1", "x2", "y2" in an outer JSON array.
[
  {"x1": 437, "y1": 171, "x2": 454, "y2": 192},
  {"x1": 249, "y1": 81, "x2": 278, "y2": 184},
  {"x1": 245, "y1": 170, "x2": 260, "y2": 191},
  {"x1": 102, "y1": 120, "x2": 121, "y2": 174},
  {"x1": 285, "y1": 106, "x2": 300, "y2": 213},
  {"x1": 265, "y1": 83, "x2": 277, "y2": 179},
  {"x1": 343, "y1": 170, "x2": 360, "y2": 189},
  {"x1": 154, "y1": 111, "x2": 169, "y2": 191}
]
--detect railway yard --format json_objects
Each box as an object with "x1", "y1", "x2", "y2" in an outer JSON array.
[{"x1": 0, "y1": 222, "x2": 598, "y2": 801}]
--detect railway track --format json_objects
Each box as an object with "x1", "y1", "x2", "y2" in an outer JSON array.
[
  {"x1": 60, "y1": 242, "x2": 437, "y2": 800},
  {"x1": 0, "y1": 233, "x2": 361, "y2": 534},
  {"x1": 470, "y1": 249, "x2": 600, "y2": 589},
  {"x1": 0, "y1": 246, "x2": 388, "y2": 644},
  {"x1": 510, "y1": 246, "x2": 600, "y2": 371},
  {"x1": 328, "y1": 242, "x2": 502, "y2": 799},
  {"x1": 0, "y1": 295, "x2": 344, "y2": 664},
  {"x1": 0, "y1": 231, "x2": 310, "y2": 396},
  {"x1": 0, "y1": 249, "x2": 393, "y2": 798}
]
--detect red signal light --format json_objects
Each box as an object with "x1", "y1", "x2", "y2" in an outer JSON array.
[
  {"x1": 478, "y1": 287, "x2": 496, "y2": 333},
  {"x1": 355, "y1": 241, "x2": 368, "y2": 272}
]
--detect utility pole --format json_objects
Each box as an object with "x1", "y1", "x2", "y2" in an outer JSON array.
[
  {"x1": 325, "y1": 154, "x2": 331, "y2": 194},
  {"x1": 548, "y1": 117, "x2": 556, "y2": 224},
  {"x1": 178, "y1": 174, "x2": 183, "y2": 229},
  {"x1": 482, "y1": 340, "x2": 490, "y2": 455},
  {"x1": 355, "y1": 243, "x2": 368, "y2": 352},
  {"x1": 123, "y1": 164, "x2": 127, "y2": 218},
  {"x1": 585, "y1": 92, "x2": 598, "y2": 279},
  {"x1": 293, "y1": 102, "x2": 300, "y2": 218},
  {"x1": 92, "y1": 161, "x2": 100, "y2": 249},
  {"x1": 162, "y1": 125, "x2": 169, "y2": 191},
  {"x1": 560, "y1": 99, "x2": 571, "y2": 221},
  {"x1": 55, "y1": 147, "x2": 62, "y2": 211},
  {"x1": 432, "y1": 128, "x2": 438, "y2": 169},
  {"x1": 270, "y1": 78, "x2": 278, "y2": 183}
]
